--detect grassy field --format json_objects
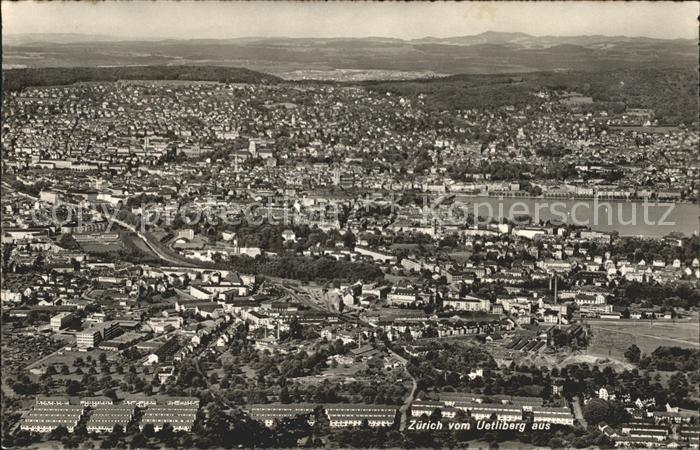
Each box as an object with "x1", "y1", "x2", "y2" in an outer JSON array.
[
  {"x1": 586, "y1": 319, "x2": 699, "y2": 360},
  {"x1": 26, "y1": 347, "x2": 119, "y2": 371},
  {"x1": 447, "y1": 250, "x2": 472, "y2": 263},
  {"x1": 78, "y1": 240, "x2": 123, "y2": 253}
]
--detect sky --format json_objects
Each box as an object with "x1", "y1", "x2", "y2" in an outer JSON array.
[{"x1": 2, "y1": 1, "x2": 698, "y2": 41}]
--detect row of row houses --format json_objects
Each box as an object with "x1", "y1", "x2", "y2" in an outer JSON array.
[
  {"x1": 248, "y1": 403, "x2": 398, "y2": 428},
  {"x1": 411, "y1": 400, "x2": 574, "y2": 426},
  {"x1": 22, "y1": 396, "x2": 200, "y2": 434}
]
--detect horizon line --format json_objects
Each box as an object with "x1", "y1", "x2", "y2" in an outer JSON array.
[{"x1": 3, "y1": 30, "x2": 696, "y2": 42}]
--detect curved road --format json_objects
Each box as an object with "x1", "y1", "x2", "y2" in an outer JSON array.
[
  {"x1": 572, "y1": 396, "x2": 588, "y2": 428},
  {"x1": 388, "y1": 348, "x2": 417, "y2": 431}
]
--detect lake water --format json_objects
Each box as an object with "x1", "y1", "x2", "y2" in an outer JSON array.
[{"x1": 452, "y1": 196, "x2": 698, "y2": 238}]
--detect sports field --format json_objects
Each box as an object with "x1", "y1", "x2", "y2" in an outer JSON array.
[{"x1": 586, "y1": 319, "x2": 699, "y2": 360}]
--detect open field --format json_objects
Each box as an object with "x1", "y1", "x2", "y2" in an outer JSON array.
[
  {"x1": 586, "y1": 319, "x2": 699, "y2": 360},
  {"x1": 447, "y1": 250, "x2": 473, "y2": 263},
  {"x1": 25, "y1": 347, "x2": 118, "y2": 371},
  {"x1": 293, "y1": 360, "x2": 370, "y2": 384},
  {"x1": 383, "y1": 273, "x2": 421, "y2": 285},
  {"x1": 78, "y1": 240, "x2": 123, "y2": 253}
]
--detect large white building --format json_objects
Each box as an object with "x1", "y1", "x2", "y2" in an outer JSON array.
[
  {"x1": 248, "y1": 404, "x2": 316, "y2": 428},
  {"x1": 387, "y1": 288, "x2": 416, "y2": 306},
  {"x1": 20, "y1": 405, "x2": 85, "y2": 433},
  {"x1": 532, "y1": 407, "x2": 575, "y2": 426},
  {"x1": 443, "y1": 295, "x2": 491, "y2": 312},
  {"x1": 86, "y1": 405, "x2": 135, "y2": 433},
  {"x1": 454, "y1": 403, "x2": 523, "y2": 422},
  {"x1": 325, "y1": 404, "x2": 397, "y2": 428},
  {"x1": 75, "y1": 322, "x2": 121, "y2": 350},
  {"x1": 140, "y1": 404, "x2": 199, "y2": 432},
  {"x1": 50, "y1": 312, "x2": 76, "y2": 332}
]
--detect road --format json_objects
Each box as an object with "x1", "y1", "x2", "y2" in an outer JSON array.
[
  {"x1": 388, "y1": 348, "x2": 417, "y2": 431},
  {"x1": 81, "y1": 288, "x2": 97, "y2": 302},
  {"x1": 189, "y1": 323, "x2": 238, "y2": 411},
  {"x1": 25, "y1": 347, "x2": 65, "y2": 371},
  {"x1": 572, "y1": 396, "x2": 588, "y2": 428}
]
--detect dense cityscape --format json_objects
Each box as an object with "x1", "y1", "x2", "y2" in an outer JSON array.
[{"x1": 1, "y1": 2, "x2": 699, "y2": 450}]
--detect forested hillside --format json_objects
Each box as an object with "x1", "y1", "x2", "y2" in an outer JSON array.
[
  {"x1": 2, "y1": 66, "x2": 281, "y2": 91},
  {"x1": 364, "y1": 68, "x2": 699, "y2": 125}
]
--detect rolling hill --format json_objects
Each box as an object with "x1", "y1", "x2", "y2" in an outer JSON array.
[{"x1": 3, "y1": 32, "x2": 696, "y2": 76}]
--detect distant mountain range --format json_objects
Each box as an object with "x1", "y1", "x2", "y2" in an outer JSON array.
[
  {"x1": 412, "y1": 31, "x2": 695, "y2": 47},
  {"x1": 3, "y1": 33, "x2": 129, "y2": 45},
  {"x1": 3, "y1": 31, "x2": 697, "y2": 76}
]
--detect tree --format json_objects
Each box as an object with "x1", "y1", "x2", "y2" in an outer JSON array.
[
  {"x1": 130, "y1": 433, "x2": 147, "y2": 449},
  {"x1": 288, "y1": 318, "x2": 303, "y2": 340},
  {"x1": 156, "y1": 422, "x2": 174, "y2": 443},
  {"x1": 624, "y1": 344, "x2": 641, "y2": 363},
  {"x1": 548, "y1": 436, "x2": 567, "y2": 449},
  {"x1": 66, "y1": 379, "x2": 81, "y2": 396},
  {"x1": 668, "y1": 372, "x2": 689, "y2": 403},
  {"x1": 49, "y1": 425, "x2": 69, "y2": 441},
  {"x1": 583, "y1": 398, "x2": 629, "y2": 426},
  {"x1": 142, "y1": 423, "x2": 155, "y2": 438},
  {"x1": 109, "y1": 424, "x2": 123, "y2": 438},
  {"x1": 453, "y1": 408, "x2": 468, "y2": 422},
  {"x1": 104, "y1": 388, "x2": 118, "y2": 402},
  {"x1": 583, "y1": 398, "x2": 610, "y2": 426},
  {"x1": 343, "y1": 231, "x2": 356, "y2": 249},
  {"x1": 280, "y1": 385, "x2": 291, "y2": 404}
]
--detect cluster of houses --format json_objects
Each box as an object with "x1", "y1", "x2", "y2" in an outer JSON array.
[{"x1": 20, "y1": 396, "x2": 200, "y2": 434}]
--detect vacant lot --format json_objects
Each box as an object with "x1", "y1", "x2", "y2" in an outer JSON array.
[{"x1": 586, "y1": 319, "x2": 699, "y2": 360}]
